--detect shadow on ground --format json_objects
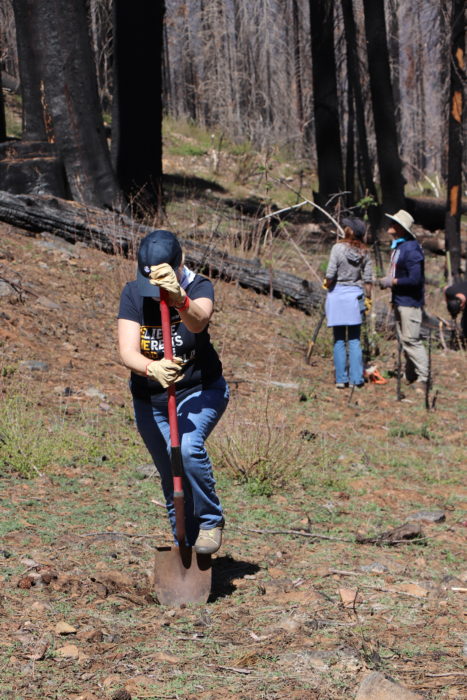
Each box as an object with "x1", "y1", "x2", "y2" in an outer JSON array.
[{"x1": 210, "y1": 554, "x2": 260, "y2": 601}]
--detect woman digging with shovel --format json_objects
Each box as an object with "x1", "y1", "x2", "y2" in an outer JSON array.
[{"x1": 117, "y1": 229, "x2": 229, "y2": 563}]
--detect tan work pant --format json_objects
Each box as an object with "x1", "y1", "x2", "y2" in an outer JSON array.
[{"x1": 394, "y1": 305, "x2": 428, "y2": 382}]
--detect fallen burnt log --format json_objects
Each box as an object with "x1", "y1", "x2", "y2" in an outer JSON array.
[
  {"x1": 0, "y1": 190, "x2": 325, "y2": 313},
  {"x1": 406, "y1": 195, "x2": 467, "y2": 232},
  {"x1": 0, "y1": 191, "x2": 456, "y2": 337},
  {"x1": 0, "y1": 190, "x2": 138, "y2": 253}
]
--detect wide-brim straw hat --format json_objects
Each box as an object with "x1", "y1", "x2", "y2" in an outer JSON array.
[{"x1": 384, "y1": 209, "x2": 415, "y2": 238}]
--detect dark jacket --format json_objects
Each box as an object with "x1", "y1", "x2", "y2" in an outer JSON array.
[{"x1": 391, "y1": 239, "x2": 425, "y2": 308}]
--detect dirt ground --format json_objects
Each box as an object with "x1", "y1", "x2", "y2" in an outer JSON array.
[{"x1": 0, "y1": 222, "x2": 466, "y2": 699}]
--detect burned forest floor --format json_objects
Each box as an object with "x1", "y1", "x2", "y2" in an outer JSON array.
[{"x1": 0, "y1": 131, "x2": 466, "y2": 700}]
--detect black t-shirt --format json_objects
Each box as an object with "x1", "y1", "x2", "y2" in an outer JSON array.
[
  {"x1": 118, "y1": 275, "x2": 222, "y2": 405},
  {"x1": 445, "y1": 281, "x2": 467, "y2": 300}
]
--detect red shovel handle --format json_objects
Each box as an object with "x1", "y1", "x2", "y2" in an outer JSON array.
[
  {"x1": 160, "y1": 289, "x2": 185, "y2": 544},
  {"x1": 160, "y1": 290, "x2": 179, "y2": 447}
]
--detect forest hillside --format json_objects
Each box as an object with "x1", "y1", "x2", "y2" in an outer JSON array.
[{"x1": 0, "y1": 123, "x2": 466, "y2": 700}]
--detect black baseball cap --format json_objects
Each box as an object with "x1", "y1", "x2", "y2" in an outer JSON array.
[
  {"x1": 447, "y1": 297, "x2": 461, "y2": 318},
  {"x1": 137, "y1": 230, "x2": 183, "y2": 297},
  {"x1": 341, "y1": 217, "x2": 366, "y2": 239}
]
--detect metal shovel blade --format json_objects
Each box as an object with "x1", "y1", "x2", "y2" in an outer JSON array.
[{"x1": 153, "y1": 545, "x2": 212, "y2": 606}]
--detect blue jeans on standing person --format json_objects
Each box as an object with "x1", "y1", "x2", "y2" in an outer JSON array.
[
  {"x1": 332, "y1": 325, "x2": 364, "y2": 386},
  {"x1": 133, "y1": 376, "x2": 229, "y2": 546}
]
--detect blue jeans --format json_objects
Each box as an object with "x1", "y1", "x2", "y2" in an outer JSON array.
[
  {"x1": 133, "y1": 377, "x2": 229, "y2": 545},
  {"x1": 332, "y1": 325, "x2": 364, "y2": 386}
]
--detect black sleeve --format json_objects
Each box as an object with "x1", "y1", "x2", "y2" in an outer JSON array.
[
  {"x1": 188, "y1": 276, "x2": 215, "y2": 302},
  {"x1": 118, "y1": 283, "x2": 140, "y2": 322}
]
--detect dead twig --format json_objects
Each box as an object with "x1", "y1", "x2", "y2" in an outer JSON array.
[
  {"x1": 207, "y1": 664, "x2": 253, "y2": 675},
  {"x1": 233, "y1": 525, "x2": 353, "y2": 542},
  {"x1": 78, "y1": 531, "x2": 154, "y2": 539},
  {"x1": 356, "y1": 521, "x2": 426, "y2": 546},
  {"x1": 425, "y1": 672, "x2": 467, "y2": 678},
  {"x1": 259, "y1": 180, "x2": 346, "y2": 238}
]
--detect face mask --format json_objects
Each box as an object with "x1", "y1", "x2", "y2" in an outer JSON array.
[{"x1": 391, "y1": 237, "x2": 405, "y2": 250}]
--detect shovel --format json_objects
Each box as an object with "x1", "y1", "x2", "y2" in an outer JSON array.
[{"x1": 153, "y1": 289, "x2": 212, "y2": 606}]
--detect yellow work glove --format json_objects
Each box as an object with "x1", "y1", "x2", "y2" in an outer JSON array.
[
  {"x1": 146, "y1": 357, "x2": 184, "y2": 388},
  {"x1": 149, "y1": 263, "x2": 186, "y2": 307},
  {"x1": 364, "y1": 297, "x2": 372, "y2": 312},
  {"x1": 322, "y1": 278, "x2": 328, "y2": 290}
]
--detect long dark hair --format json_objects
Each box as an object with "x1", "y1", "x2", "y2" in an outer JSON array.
[{"x1": 342, "y1": 226, "x2": 368, "y2": 252}]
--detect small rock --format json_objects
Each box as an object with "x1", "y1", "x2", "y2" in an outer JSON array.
[
  {"x1": 276, "y1": 616, "x2": 302, "y2": 633},
  {"x1": 355, "y1": 671, "x2": 424, "y2": 699},
  {"x1": 56, "y1": 643, "x2": 80, "y2": 659},
  {"x1": 339, "y1": 587, "x2": 360, "y2": 608},
  {"x1": 360, "y1": 562, "x2": 389, "y2": 574},
  {"x1": 55, "y1": 621, "x2": 77, "y2": 635},
  {"x1": 29, "y1": 601, "x2": 51, "y2": 613},
  {"x1": 84, "y1": 387, "x2": 107, "y2": 400},
  {"x1": 136, "y1": 464, "x2": 157, "y2": 478},
  {"x1": 35, "y1": 296, "x2": 61, "y2": 310},
  {"x1": 19, "y1": 360, "x2": 49, "y2": 372},
  {"x1": 20, "y1": 557, "x2": 39, "y2": 568},
  {"x1": 407, "y1": 510, "x2": 445, "y2": 523},
  {"x1": 0, "y1": 280, "x2": 12, "y2": 297}
]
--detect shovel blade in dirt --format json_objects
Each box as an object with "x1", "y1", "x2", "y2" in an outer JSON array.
[{"x1": 153, "y1": 545, "x2": 212, "y2": 606}]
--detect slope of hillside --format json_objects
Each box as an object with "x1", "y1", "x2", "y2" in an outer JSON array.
[{"x1": 0, "y1": 218, "x2": 466, "y2": 699}]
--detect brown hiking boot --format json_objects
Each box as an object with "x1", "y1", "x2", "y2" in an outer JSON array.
[{"x1": 194, "y1": 526, "x2": 223, "y2": 555}]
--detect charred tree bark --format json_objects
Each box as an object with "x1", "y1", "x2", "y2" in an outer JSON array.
[
  {"x1": 309, "y1": 0, "x2": 344, "y2": 205},
  {"x1": 111, "y1": 0, "x2": 165, "y2": 213},
  {"x1": 0, "y1": 70, "x2": 6, "y2": 142},
  {"x1": 11, "y1": 0, "x2": 48, "y2": 141},
  {"x1": 292, "y1": 0, "x2": 305, "y2": 136},
  {"x1": 341, "y1": 0, "x2": 376, "y2": 203},
  {"x1": 10, "y1": 0, "x2": 121, "y2": 209},
  {"x1": 444, "y1": 0, "x2": 465, "y2": 281},
  {"x1": 362, "y1": 0, "x2": 405, "y2": 216}
]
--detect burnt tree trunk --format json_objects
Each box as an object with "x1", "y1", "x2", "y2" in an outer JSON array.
[
  {"x1": 444, "y1": 0, "x2": 465, "y2": 281},
  {"x1": 0, "y1": 70, "x2": 6, "y2": 142},
  {"x1": 111, "y1": 0, "x2": 165, "y2": 213},
  {"x1": 309, "y1": 0, "x2": 344, "y2": 205},
  {"x1": 362, "y1": 0, "x2": 405, "y2": 216},
  {"x1": 341, "y1": 0, "x2": 376, "y2": 203},
  {"x1": 292, "y1": 0, "x2": 305, "y2": 137},
  {"x1": 11, "y1": 0, "x2": 48, "y2": 141},
  {"x1": 10, "y1": 0, "x2": 121, "y2": 209}
]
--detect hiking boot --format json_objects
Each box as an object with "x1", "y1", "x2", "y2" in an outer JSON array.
[
  {"x1": 194, "y1": 526, "x2": 223, "y2": 554},
  {"x1": 335, "y1": 383, "x2": 347, "y2": 389}
]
